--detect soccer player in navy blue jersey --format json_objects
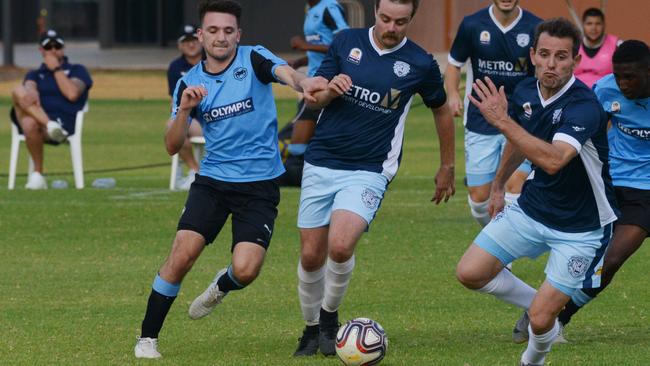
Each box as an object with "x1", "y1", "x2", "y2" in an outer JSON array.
[
  {"x1": 166, "y1": 25, "x2": 204, "y2": 189},
  {"x1": 456, "y1": 18, "x2": 618, "y2": 365},
  {"x1": 445, "y1": 0, "x2": 542, "y2": 227},
  {"x1": 553, "y1": 40, "x2": 650, "y2": 338},
  {"x1": 279, "y1": 0, "x2": 349, "y2": 186},
  {"x1": 293, "y1": 0, "x2": 456, "y2": 357},
  {"x1": 134, "y1": 0, "x2": 325, "y2": 358}
]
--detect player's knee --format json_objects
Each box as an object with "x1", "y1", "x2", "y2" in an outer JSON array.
[
  {"x1": 527, "y1": 308, "x2": 555, "y2": 332},
  {"x1": 11, "y1": 85, "x2": 26, "y2": 101},
  {"x1": 300, "y1": 244, "x2": 327, "y2": 271},
  {"x1": 468, "y1": 189, "x2": 490, "y2": 203},
  {"x1": 455, "y1": 262, "x2": 487, "y2": 290},
  {"x1": 231, "y1": 262, "x2": 260, "y2": 285},
  {"x1": 328, "y1": 243, "x2": 354, "y2": 263}
]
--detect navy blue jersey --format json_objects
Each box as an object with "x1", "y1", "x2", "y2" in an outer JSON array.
[
  {"x1": 25, "y1": 57, "x2": 92, "y2": 132},
  {"x1": 449, "y1": 6, "x2": 541, "y2": 135},
  {"x1": 167, "y1": 56, "x2": 195, "y2": 96},
  {"x1": 171, "y1": 45, "x2": 287, "y2": 182},
  {"x1": 511, "y1": 76, "x2": 618, "y2": 232},
  {"x1": 306, "y1": 28, "x2": 446, "y2": 180},
  {"x1": 304, "y1": 0, "x2": 349, "y2": 77},
  {"x1": 594, "y1": 74, "x2": 650, "y2": 190}
]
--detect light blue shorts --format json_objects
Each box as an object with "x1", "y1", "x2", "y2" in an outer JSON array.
[
  {"x1": 464, "y1": 129, "x2": 532, "y2": 186},
  {"x1": 297, "y1": 163, "x2": 389, "y2": 228},
  {"x1": 474, "y1": 202, "x2": 612, "y2": 296}
]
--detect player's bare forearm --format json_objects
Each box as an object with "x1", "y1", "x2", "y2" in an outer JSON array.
[
  {"x1": 165, "y1": 112, "x2": 189, "y2": 155},
  {"x1": 432, "y1": 103, "x2": 455, "y2": 168},
  {"x1": 275, "y1": 65, "x2": 306, "y2": 92},
  {"x1": 444, "y1": 64, "x2": 462, "y2": 95},
  {"x1": 305, "y1": 89, "x2": 338, "y2": 109},
  {"x1": 493, "y1": 142, "x2": 525, "y2": 192},
  {"x1": 53, "y1": 72, "x2": 84, "y2": 102}
]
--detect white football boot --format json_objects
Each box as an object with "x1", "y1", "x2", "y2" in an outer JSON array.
[
  {"x1": 46, "y1": 120, "x2": 68, "y2": 143},
  {"x1": 188, "y1": 268, "x2": 227, "y2": 319},
  {"x1": 134, "y1": 337, "x2": 162, "y2": 359},
  {"x1": 25, "y1": 172, "x2": 48, "y2": 190}
]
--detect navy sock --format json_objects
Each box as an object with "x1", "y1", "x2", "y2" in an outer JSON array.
[{"x1": 216, "y1": 266, "x2": 245, "y2": 293}]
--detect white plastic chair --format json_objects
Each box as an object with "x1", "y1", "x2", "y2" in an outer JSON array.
[
  {"x1": 169, "y1": 135, "x2": 205, "y2": 190},
  {"x1": 8, "y1": 103, "x2": 89, "y2": 189}
]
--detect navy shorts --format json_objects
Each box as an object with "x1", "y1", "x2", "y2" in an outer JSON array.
[
  {"x1": 177, "y1": 174, "x2": 281, "y2": 250},
  {"x1": 11, "y1": 108, "x2": 76, "y2": 137},
  {"x1": 615, "y1": 186, "x2": 650, "y2": 236}
]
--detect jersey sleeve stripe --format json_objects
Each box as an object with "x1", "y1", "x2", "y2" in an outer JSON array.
[
  {"x1": 553, "y1": 132, "x2": 582, "y2": 153},
  {"x1": 447, "y1": 54, "x2": 465, "y2": 68}
]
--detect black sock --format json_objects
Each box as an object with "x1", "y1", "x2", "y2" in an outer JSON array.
[
  {"x1": 558, "y1": 286, "x2": 606, "y2": 326},
  {"x1": 304, "y1": 324, "x2": 319, "y2": 334},
  {"x1": 320, "y1": 308, "x2": 338, "y2": 325},
  {"x1": 216, "y1": 269, "x2": 244, "y2": 293},
  {"x1": 141, "y1": 289, "x2": 176, "y2": 338}
]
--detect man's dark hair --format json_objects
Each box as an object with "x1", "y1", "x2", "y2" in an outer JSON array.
[
  {"x1": 374, "y1": 0, "x2": 419, "y2": 18},
  {"x1": 582, "y1": 7, "x2": 605, "y2": 22},
  {"x1": 612, "y1": 40, "x2": 650, "y2": 67},
  {"x1": 198, "y1": 0, "x2": 242, "y2": 26},
  {"x1": 533, "y1": 18, "x2": 582, "y2": 57}
]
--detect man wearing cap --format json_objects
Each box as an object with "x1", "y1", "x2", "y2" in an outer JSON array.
[
  {"x1": 10, "y1": 29, "x2": 93, "y2": 190},
  {"x1": 167, "y1": 25, "x2": 204, "y2": 190}
]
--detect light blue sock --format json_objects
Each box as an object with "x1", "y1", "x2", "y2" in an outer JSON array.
[
  {"x1": 571, "y1": 289, "x2": 594, "y2": 307},
  {"x1": 152, "y1": 274, "x2": 181, "y2": 297}
]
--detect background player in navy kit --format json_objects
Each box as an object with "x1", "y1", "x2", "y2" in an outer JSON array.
[
  {"x1": 167, "y1": 25, "x2": 204, "y2": 190},
  {"x1": 445, "y1": 0, "x2": 541, "y2": 227},
  {"x1": 279, "y1": 0, "x2": 349, "y2": 186},
  {"x1": 456, "y1": 18, "x2": 618, "y2": 366},
  {"x1": 10, "y1": 30, "x2": 93, "y2": 190},
  {"x1": 552, "y1": 40, "x2": 650, "y2": 338},
  {"x1": 134, "y1": 0, "x2": 324, "y2": 358},
  {"x1": 293, "y1": 0, "x2": 456, "y2": 356}
]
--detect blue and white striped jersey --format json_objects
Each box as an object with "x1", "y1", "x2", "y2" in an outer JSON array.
[
  {"x1": 594, "y1": 74, "x2": 650, "y2": 190},
  {"x1": 511, "y1": 76, "x2": 618, "y2": 232},
  {"x1": 305, "y1": 28, "x2": 447, "y2": 181},
  {"x1": 171, "y1": 45, "x2": 287, "y2": 182},
  {"x1": 449, "y1": 5, "x2": 541, "y2": 135},
  {"x1": 304, "y1": 0, "x2": 348, "y2": 77}
]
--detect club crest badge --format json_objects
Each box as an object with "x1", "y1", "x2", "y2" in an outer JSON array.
[
  {"x1": 393, "y1": 61, "x2": 410, "y2": 77},
  {"x1": 347, "y1": 48, "x2": 363, "y2": 65},
  {"x1": 516, "y1": 33, "x2": 530, "y2": 47},
  {"x1": 552, "y1": 108, "x2": 563, "y2": 124},
  {"x1": 567, "y1": 256, "x2": 590, "y2": 278},
  {"x1": 361, "y1": 188, "x2": 380, "y2": 210},
  {"x1": 480, "y1": 31, "x2": 491, "y2": 45},
  {"x1": 522, "y1": 102, "x2": 532, "y2": 118}
]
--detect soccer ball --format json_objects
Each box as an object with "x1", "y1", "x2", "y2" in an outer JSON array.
[{"x1": 335, "y1": 317, "x2": 388, "y2": 366}]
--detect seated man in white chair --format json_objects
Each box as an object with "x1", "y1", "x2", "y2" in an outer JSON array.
[{"x1": 10, "y1": 29, "x2": 93, "y2": 189}]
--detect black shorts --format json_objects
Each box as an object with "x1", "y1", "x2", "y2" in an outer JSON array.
[
  {"x1": 295, "y1": 99, "x2": 322, "y2": 122},
  {"x1": 614, "y1": 186, "x2": 650, "y2": 236},
  {"x1": 10, "y1": 107, "x2": 76, "y2": 143},
  {"x1": 177, "y1": 175, "x2": 281, "y2": 249}
]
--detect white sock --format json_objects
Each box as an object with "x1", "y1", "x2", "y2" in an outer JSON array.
[
  {"x1": 468, "y1": 196, "x2": 491, "y2": 227},
  {"x1": 505, "y1": 192, "x2": 520, "y2": 206},
  {"x1": 521, "y1": 320, "x2": 559, "y2": 365},
  {"x1": 322, "y1": 256, "x2": 355, "y2": 313},
  {"x1": 476, "y1": 269, "x2": 536, "y2": 309},
  {"x1": 297, "y1": 262, "x2": 325, "y2": 326}
]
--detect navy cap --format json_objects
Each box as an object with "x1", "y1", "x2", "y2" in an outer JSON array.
[
  {"x1": 39, "y1": 29, "x2": 64, "y2": 47},
  {"x1": 178, "y1": 25, "x2": 198, "y2": 42}
]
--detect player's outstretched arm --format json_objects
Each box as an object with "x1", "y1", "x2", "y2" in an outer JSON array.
[
  {"x1": 489, "y1": 142, "x2": 525, "y2": 217},
  {"x1": 431, "y1": 102, "x2": 456, "y2": 204},
  {"x1": 469, "y1": 76, "x2": 579, "y2": 175},
  {"x1": 302, "y1": 74, "x2": 351, "y2": 109},
  {"x1": 165, "y1": 85, "x2": 206, "y2": 155},
  {"x1": 444, "y1": 64, "x2": 463, "y2": 117}
]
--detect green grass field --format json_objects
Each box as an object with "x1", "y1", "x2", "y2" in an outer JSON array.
[{"x1": 0, "y1": 97, "x2": 648, "y2": 365}]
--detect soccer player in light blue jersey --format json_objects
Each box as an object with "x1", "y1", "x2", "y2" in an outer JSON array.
[
  {"x1": 293, "y1": 0, "x2": 456, "y2": 357},
  {"x1": 445, "y1": 0, "x2": 542, "y2": 227},
  {"x1": 554, "y1": 40, "x2": 650, "y2": 337},
  {"x1": 280, "y1": 0, "x2": 349, "y2": 186},
  {"x1": 456, "y1": 18, "x2": 618, "y2": 366},
  {"x1": 134, "y1": 0, "x2": 325, "y2": 359}
]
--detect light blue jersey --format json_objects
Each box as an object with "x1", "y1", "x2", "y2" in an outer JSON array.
[
  {"x1": 304, "y1": 0, "x2": 348, "y2": 76},
  {"x1": 594, "y1": 74, "x2": 650, "y2": 189},
  {"x1": 171, "y1": 45, "x2": 287, "y2": 182}
]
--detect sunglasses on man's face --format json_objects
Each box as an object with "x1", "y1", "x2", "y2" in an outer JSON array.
[{"x1": 43, "y1": 43, "x2": 63, "y2": 51}]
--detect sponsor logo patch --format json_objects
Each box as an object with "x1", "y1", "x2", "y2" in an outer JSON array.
[
  {"x1": 522, "y1": 102, "x2": 532, "y2": 118},
  {"x1": 203, "y1": 98, "x2": 254, "y2": 123},
  {"x1": 552, "y1": 108, "x2": 563, "y2": 124},
  {"x1": 347, "y1": 48, "x2": 363, "y2": 65},
  {"x1": 480, "y1": 31, "x2": 491, "y2": 45}
]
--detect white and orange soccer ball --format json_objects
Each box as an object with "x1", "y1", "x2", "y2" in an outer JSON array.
[{"x1": 335, "y1": 317, "x2": 388, "y2": 366}]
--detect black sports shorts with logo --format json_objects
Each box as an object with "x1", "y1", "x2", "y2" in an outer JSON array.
[
  {"x1": 178, "y1": 174, "x2": 281, "y2": 249},
  {"x1": 614, "y1": 186, "x2": 650, "y2": 236}
]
